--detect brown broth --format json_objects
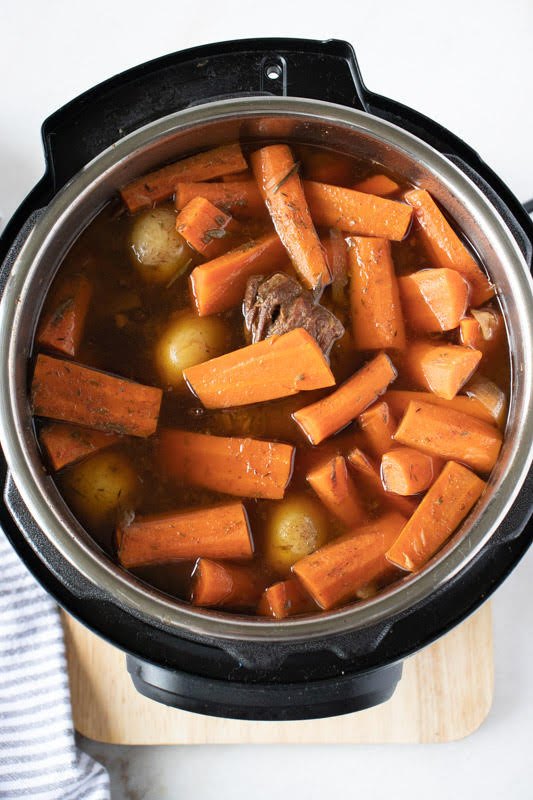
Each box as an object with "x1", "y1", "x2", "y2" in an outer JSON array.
[{"x1": 32, "y1": 142, "x2": 510, "y2": 616}]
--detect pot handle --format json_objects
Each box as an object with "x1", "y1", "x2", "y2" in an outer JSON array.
[
  {"x1": 40, "y1": 38, "x2": 368, "y2": 193},
  {"x1": 126, "y1": 654, "x2": 402, "y2": 721}
]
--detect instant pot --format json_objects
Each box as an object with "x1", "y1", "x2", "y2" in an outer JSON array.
[{"x1": 1, "y1": 38, "x2": 532, "y2": 720}]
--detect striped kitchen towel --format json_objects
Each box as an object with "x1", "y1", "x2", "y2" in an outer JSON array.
[{"x1": 0, "y1": 528, "x2": 110, "y2": 799}]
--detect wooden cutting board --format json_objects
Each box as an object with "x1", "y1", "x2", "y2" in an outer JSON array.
[{"x1": 63, "y1": 602, "x2": 493, "y2": 745}]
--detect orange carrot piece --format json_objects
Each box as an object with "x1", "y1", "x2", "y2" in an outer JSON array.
[
  {"x1": 174, "y1": 180, "x2": 266, "y2": 219},
  {"x1": 293, "y1": 512, "x2": 406, "y2": 610},
  {"x1": 348, "y1": 237, "x2": 406, "y2": 351},
  {"x1": 251, "y1": 145, "x2": 330, "y2": 289},
  {"x1": 321, "y1": 228, "x2": 348, "y2": 303},
  {"x1": 257, "y1": 578, "x2": 317, "y2": 619},
  {"x1": 300, "y1": 148, "x2": 353, "y2": 185},
  {"x1": 381, "y1": 447, "x2": 441, "y2": 496},
  {"x1": 403, "y1": 341, "x2": 482, "y2": 400},
  {"x1": 347, "y1": 447, "x2": 418, "y2": 517},
  {"x1": 304, "y1": 181, "x2": 412, "y2": 240},
  {"x1": 175, "y1": 197, "x2": 240, "y2": 259},
  {"x1": 31, "y1": 354, "x2": 162, "y2": 437},
  {"x1": 37, "y1": 274, "x2": 92, "y2": 357},
  {"x1": 358, "y1": 401, "x2": 397, "y2": 458},
  {"x1": 39, "y1": 423, "x2": 121, "y2": 471},
  {"x1": 405, "y1": 189, "x2": 494, "y2": 305},
  {"x1": 294, "y1": 428, "x2": 366, "y2": 476},
  {"x1": 117, "y1": 502, "x2": 253, "y2": 568},
  {"x1": 354, "y1": 174, "x2": 400, "y2": 197},
  {"x1": 386, "y1": 461, "x2": 486, "y2": 571},
  {"x1": 189, "y1": 232, "x2": 285, "y2": 316},
  {"x1": 464, "y1": 374, "x2": 507, "y2": 428},
  {"x1": 292, "y1": 352, "x2": 397, "y2": 445},
  {"x1": 307, "y1": 455, "x2": 366, "y2": 527},
  {"x1": 120, "y1": 144, "x2": 248, "y2": 213},
  {"x1": 222, "y1": 169, "x2": 253, "y2": 182},
  {"x1": 184, "y1": 328, "x2": 335, "y2": 409},
  {"x1": 191, "y1": 558, "x2": 264, "y2": 609},
  {"x1": 322, "y1": 229, "x2": 347, "y2": 282},
  {"x1": 398, "y1": 268, "x2": 469, "y2": 333},
  {"x1": 383, "y1": 389, "x2": 495, "y2": 425},
  {"x1": 459, "y1": 317, "x2": 483, "y2": 350},
  {"x1": 158, "y1": 429, "x2": 294, "y2": 500},
  {"x1": 394, "y1": 400, "x2": 502, "y2": 473}
]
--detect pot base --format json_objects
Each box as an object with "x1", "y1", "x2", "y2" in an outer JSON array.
[{"x1": 126, "y1": 656, "x2": 402, "y2": 721}]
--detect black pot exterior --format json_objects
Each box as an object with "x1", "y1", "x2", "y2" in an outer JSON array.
[
  {"x1": 127, "y1": 657, "x2": 403, "y2": 721},
  {"x1": 1, "y1": 38, "x2": 532, "y2": 720}
]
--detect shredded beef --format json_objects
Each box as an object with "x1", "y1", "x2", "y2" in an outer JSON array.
[{"x1": 243, "y1": 273, "x2": 344, "y2": 356}]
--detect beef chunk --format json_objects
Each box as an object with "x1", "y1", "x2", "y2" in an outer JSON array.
[{"x1": 243, "y1": 273, "x2": 345, "y2": 356}]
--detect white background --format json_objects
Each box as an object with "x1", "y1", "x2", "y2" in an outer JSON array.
[{"x1": 1, "y1": 1, "x2": 532, "y2": 798}]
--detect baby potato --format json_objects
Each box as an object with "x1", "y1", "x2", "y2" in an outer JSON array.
[
  {"x1": 156, "y1": 310, "x2": 230, "y2": 389},
  {"x1": 130, "y1": 207, "x2": 192, "y2": 284},
  {"x1": 64, "y1": 450, "x2": 140, "y2": 528},
  {"x1": 264, "y1": 494, "x2": 328, "y2": 575}
]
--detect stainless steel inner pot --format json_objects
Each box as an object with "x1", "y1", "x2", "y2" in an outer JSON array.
[{"x1": 1, "y1": 97, "x2": 532, "y2": 642}]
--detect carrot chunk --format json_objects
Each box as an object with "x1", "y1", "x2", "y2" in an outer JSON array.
[
  {"x1": 403, "y1": 341, "x2": 482, "y2": 400},
  {"x1": 175, "y1": 180, "x2": 267, "y2": 219},
  {"x1": 294, "y1": 428, "x2": 366, "y2": 476},
  {"x1": 300, "y1": 148, "x2": 353, "y2": 185},
  {"x1": 321, "y1": 228, "x2": 348, "y2": 304},
  {"x1": 354, "y1": 174, "x2": 400, "y2": 196},
  {"x1": 120, "y1": 143, "x2": 248, "y2": 213},
  {"x1": 175, "y1": 197, "x2": 240, "y2": 259},
  {"x1": 191, "y1": 558, "x2": 264, "y2": 609},
  {"x1": 257, "y1": 578, "x2": 317, "y2": 619},
  {"x1": 459, "y1": 317, "x2": 483, "y2": 350},
  {"x1": 184, "y1": 328, "x2": 335, "y2": 409},
  {"x1": 39, "y1": 422, "x2": 121, "y2": 471},
  {"x1": 386, "y1": 461, "x2": 486, "y2": 571},
  {"x1": 116, "y1": 502, "x2": 253, "y2": 568},
  {"x1": 347, "y1": 448, "x2": 418, "y2": 517},
  {"x1": 37, "y1": 274, "x2": 92, "y2": 357},
  {"x1": 158, "y1": 429, "x2": 294, "y2": 500},
  {"x1": 31, "y1": 354, "x2": 162, "y2": 437},
  {"x1": 358, "y1": 401, "x2": 397, "y2": 459},
  {"x1": 383, "y1": 389, "x2": 495, "y2": 425},
  {"x1": 381, "y1": 447, "x2": 441, "y2": 496},
  {"x1": 292, "y1": 352, "x2": 397, "y2": 445},
  {"x1": 189, "y1": 232, "x2": 285, "y2": 316},
  {"x1": 348, "y1": 237, "x2": 406, "y2": 350},
  {"x1": 304, "y1": 181, "x2": 412, "y2": 240},
  {"x1": 394, "y1": 400, "x2": 502, "y2": 473},
  {"x1": 398, "y1": 268, "x2": 469, "y2": 333},
  {"x1": 293, "y1": 512, "x2": 406, "y2": 610},
  {"x1": 307, "y1": 455, "x2": 366, "y2": 527},
  {"x1": 250, "y1": 145, "x2": 330, "y2": 289},
  {"x1": 404, "y1": 189, "x2": 494, "y2": 305}
]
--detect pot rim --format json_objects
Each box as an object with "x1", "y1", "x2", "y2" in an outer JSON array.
[{"x1": 1, "y1": 96, "x2": 532, "y2": 642}]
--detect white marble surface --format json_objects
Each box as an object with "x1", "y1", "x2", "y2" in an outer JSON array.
[{"x1": 1, "y1": 1, "x2": 532, "y2": 798}]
